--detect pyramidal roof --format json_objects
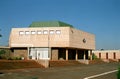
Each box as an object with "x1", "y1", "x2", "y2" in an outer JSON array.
[{"x1": 29, "y1": 21, "x2": 73, "y2": 28}]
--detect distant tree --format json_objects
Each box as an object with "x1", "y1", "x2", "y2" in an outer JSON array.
[
  {"x1": 0, "y1": 50, "x2": 6, "y2": 55},
  {"x1": 117, "y1": 67, "x2": 120, "y2": 79},
  {"x1": 101, "y1": 49, "x2": 104, "y2": 50},
  {"x1": 0, "y1": 49, "x2": 6, "y2": 59}
]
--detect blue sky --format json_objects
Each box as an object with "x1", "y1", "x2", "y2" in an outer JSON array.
[{"x1": 0, "y1": 0, "x2": 120, "y2": 50}]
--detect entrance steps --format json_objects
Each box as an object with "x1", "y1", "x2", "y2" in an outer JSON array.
[
  {"x1": 109, "y1": 59, "x2": 119, "y2": 62},
  {"x1": 89, "y1": 59, "x2": 106, "y2": 64},
  {"x1": 49, "y1": 60, "x2": 82, "y2": 67}
]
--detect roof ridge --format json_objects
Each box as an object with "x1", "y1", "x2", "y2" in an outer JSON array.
[{"x1": 29, "y1": 21, "x2": 74, "y2": 28}]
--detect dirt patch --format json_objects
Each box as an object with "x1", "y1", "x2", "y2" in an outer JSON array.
[{"x1": 0, "y1": 60, "x2": 44, "y2": 70}]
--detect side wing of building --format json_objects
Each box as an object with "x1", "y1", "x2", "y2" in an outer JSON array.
[{"x1": 69, "y1": 28, "x2": 95, "y2": 50}]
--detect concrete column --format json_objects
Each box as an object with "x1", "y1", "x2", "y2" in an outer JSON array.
[
  {"x1": 90, "y1": 50, "x2": 92, "y2": 60},
  {"x1": 48, "y1": 47, "x2": 51, "y2": 60},
  {"x1": 51, "y1": 49, "x2": 58, "y2": 60},
  {"x1": 35, "y1": 49, "x2": 37, "y2": 60},
  {"x1": 27, "y1": 47, "x2": 30, "y2": 60},
  {"x1": 76, "y1": 50, "x2": 78, "y2": 60},
  {"x1": 66, "y1": 49, "x2": 68, "y2": 60},
  {"x1": 84, "y1": 51, "x2": 86, "y2": 60}
]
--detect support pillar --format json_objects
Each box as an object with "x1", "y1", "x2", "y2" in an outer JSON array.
[
  {"x1": 84, "y1": 51, "x2": 86, "y2": 60},
  {"x1": 66, "y1": 49, "x2": 68, "y2": 60},
  {"x1": 76, "y1": 50, "x2": 78, "y2": 60},
  {"x1": 48, "y1": 47, "x2": 51, "y2": 60},
  {"x1": 27, "y1": 47, "x2": 30, "y2": 60},
  {"x1": 90, "y1": 50, "x2": 92, "y2": 60}
]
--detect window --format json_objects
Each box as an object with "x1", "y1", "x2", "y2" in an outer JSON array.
[
  {"x1": 113, "y1": 52, "x2": 116, "y2": 59},
  {"x1": 31, "y1": 31, "x2": 36, "y2": 34},
  {"x1": 25, "y1": 31, "x2": 30, "y2": 35},
  {"x1": 56, "y1": 30, "x2": 61, "y2": 34},
  {"x1": 49, "y1": 30, "x2": 54, "y2": 34},
  {"x1": 43, "y1": 30, "x2": 48, "y2": 34},
  {"x1": 106, "y1": 53, "x2": 108, "y2": 59},
  {"x1": 99, "y1": 53, "x2": 101, "y2": 59},
  {"x1": 37, "y1": 31, "x2": 42, "y2": 34},
  {"x1": 19, "y1": 31, "x2": 24, "y2": 35}
]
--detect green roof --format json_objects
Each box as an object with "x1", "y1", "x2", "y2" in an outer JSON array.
[{"x1": 29, "y1": 21, "x2": 73, "y2": 28}]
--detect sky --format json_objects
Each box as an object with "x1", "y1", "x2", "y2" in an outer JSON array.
[{"x1": 0, "y1": 0, "x2": 120, "y2": 50}]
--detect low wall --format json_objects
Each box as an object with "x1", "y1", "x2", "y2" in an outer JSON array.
[
  {"x1": 77, "y1": 60, "x2": 89, "y2": 64},
  {"x1": 36, "y1": 59, "x2": 49, "y2": 68}
]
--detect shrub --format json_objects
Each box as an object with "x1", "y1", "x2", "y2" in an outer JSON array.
[
  {"x1": 117, "y1": 67, "x2": 120, "y2": 79},
  {"x1": 0, "y1": 49, "x2": 11, "y2": 59},
  {"x1": 92, "y1": 53, "x2": 98, "y2": 60},
  {"x1": 0, "y1": 50, "x2": 6, "y2": 55},
  {"x1": 7, "y1": 57, "x2": 22, "y2": 60},
  {"x1": 7, "y1": 57, "x2": 13, "y2": 60},
  {"x1": 0, "y1": 50, "x2": 6, "y2": 59},
  {"x1": 16, "y1": 57, "x2": 22, "y2": 60}
]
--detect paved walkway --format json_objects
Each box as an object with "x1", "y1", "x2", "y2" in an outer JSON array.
[{"x1": 0, "y1": 62, "x2": 119, "y2": 79}]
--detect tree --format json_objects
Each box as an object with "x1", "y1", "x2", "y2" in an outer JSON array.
[
  {"x1": 117, "y1": 67, "x2": 120, "y2": 79},
  {"x1": 0, "y1": 49, "x2": 6, "y2": 59},
  {"x1": 0, "y1": 50, "x2": 6, "y2": 55}
]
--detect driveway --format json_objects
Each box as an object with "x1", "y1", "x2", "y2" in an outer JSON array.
[{"x1": 0, "y1": 62, "x2": 119, "y2": 79}]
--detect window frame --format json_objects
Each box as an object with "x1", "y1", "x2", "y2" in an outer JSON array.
[
  {"x1": 19, "y1": 31, "x2": 24, "y2": 35},
  {"x1": 43, "y1": 30, "x2": 48, "y2": 34},
  {"x1": 25, "y1": 31, "x2": 30, "y2": 35},
  {"x1": 49, "y1": 30, "x2": 55, "y2": 34},
  {"x1": 31, "y1": 31, "x2": 36, "y2": 35},
  {"x1": 56, "y1": 30, "x2": 61, "y2": 34},
  {"x1": 37, "y1": 30, "x2": 42, "y2": 34}
]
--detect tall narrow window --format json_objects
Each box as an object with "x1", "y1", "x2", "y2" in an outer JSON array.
[
  {"x1": 106, "y1": 53, "x2": 108, "y2": 59},
  {"x1": 99, "y1": 53, "x2": 101, "y2": 59},
  {"x1": 113, "y1": 52, "x2": 116, "y2": 59}
]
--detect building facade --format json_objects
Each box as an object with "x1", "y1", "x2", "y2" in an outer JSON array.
[
  {"x1": 93, "y1": 50, "x2": 120, "y2": 61},
  {"x1": 9, "y1": 21, "x2": 95, "y2": 61}
]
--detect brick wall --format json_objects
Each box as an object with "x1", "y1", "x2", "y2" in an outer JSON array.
[
  {"x1": 93, "y1": 50, "x2": 120, "y2": 60},
  {"x1": 51, "y1": 49, "x2": 58, "y2": 60},
  {"x1": 9, "y1": 27, "x2": 95, "y2": 50},
  {"x1": 13, "y1": 48, "x2": 28, "y2": 59}
]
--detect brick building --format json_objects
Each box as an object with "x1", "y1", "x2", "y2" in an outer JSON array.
[
  {"x1": 9, "y1": 21, "x2": 95, "y2": 61},
  {"x1": 93, "y1": 50, "x2": 120, "y2": 61}
]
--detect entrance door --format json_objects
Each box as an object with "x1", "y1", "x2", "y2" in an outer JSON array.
[
  {"x1": 29, "y1": 49, "x2": 36, "y2": 60},
  {"x1": 29, "y1": 48, "x2": 49, "y2": 60},
  {"x1": 36, "y1": 50, "x2": 49, "y2": 59}
]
